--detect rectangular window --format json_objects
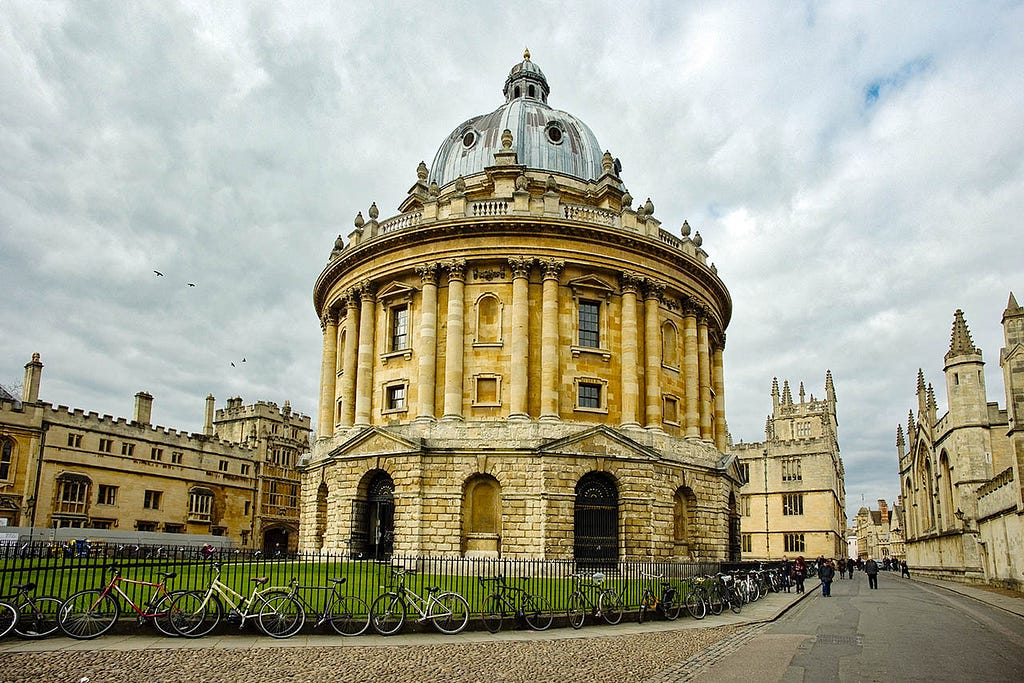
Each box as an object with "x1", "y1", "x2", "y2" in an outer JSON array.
[
  {"x1": 241, "y1": 463, "x2": 250, "y2": 476},
  {"x1": 150, "y1": 447, "x2": 163, "y2": 461},
  {"x1": 121, "y1": 442, "x2": 135, "y2": 456},
  {"x1": 57, "y1": 478, "x2": 89, "y2": 514},
  {"x1": 663, "y1": 396, "x2": 678, "y2": 424},
  {"x1": 188, "y1": 490, "x2": 213, "y2": 522},
  {"x1": 67, "y1": 433, "x2": 82, "y2": 448},
  {"x1": 0, "y1": 440, "x2": 12, "y2": 480},
  {"x1": 741, "y1": 534, "x2": 752, "y2": 553},
  {"x1": 741, "y1": 495, "x2": 751, "y2": 516},
  {"x1": 98, "y1": 438, "x2": 113, "y2": 453},
  {"x1": 784, "y1": 533, "x2": 806, "y2": 553},
  {"x1": 578, "y1": 382, "x2": 601, "y2": 409},
  {"x1": 164, "y1": 524, "x2": 184, "y2": 533},
  {"x1": 782, "y1": 457, "x2": 802, "y2": 482},
  {"x1": 269, "y1": 481, "x2": 280, "y2": 507},
  {"x1": 143, "y1": 490, "x2": 161, "y2": 510},
  {"x1": 738, "y1": 463, "x2": 750, "y2": 484},
  {"x1": 244, "y1": 500, "x2": 251, "y2": 516},
  {"x1": 97, "y1": 485, "x2": 117, "y2": 506},
  {"x1": 796, "y1": 422, "x2": 812, "y2": 437},
  {"x1": 90, "y1": 519, "x2": 114, "y2": 530},
  {"x1": 136, "y1": 521, "x2": 158, "y2": 532},
  {"x1": 783, "y1": 493, "x2": 804, "y2": 516},
  {"x1": 171, "y1": 451, "x2": 183, "y2": 464},
  {"x1": 391, "y1": 304, "x2": 409, "y2": 351},
  {"x1": 578, "y1": 301, "x2": 600, "y2": 348},
  {"x1": 386, "y1": 384, "x2": 407, "y2": 412},
  {"x1": 218, "y1": 460, "x2": 229, "y2": 472}
]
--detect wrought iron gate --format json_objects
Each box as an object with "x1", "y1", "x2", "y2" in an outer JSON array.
[
  {"x1": 574, "y1": 472, "x2": 618, "y2": 568},
  {"x1": 349, "y1": 472, "x2": 394, "y2": 560}
]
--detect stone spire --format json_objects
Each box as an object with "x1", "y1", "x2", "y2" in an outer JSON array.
[
  {"x1": 771, "y1": 377, "x2": 780, "y2": 411},
  {"x1": 917, "y1": 368, "x2": 928, "y2": 418},
  {"x1": 1003, "y1": 291, "x2": 1023, "y2": 345},
  {"x1": 896, "y1": 423, "x2": 905, "y2": 459},
  {"x1": 945, "y1": 309, "x2": 981, "y2": 361},
  {"x1": 907, "y1": 409, "x2": 916, "y2": 443},
  {"x1": 825, "y1": 369, "x2": 836, "y2": 403},
  {"x1": 926, "y1": 383, "x2": 937, "y2": 423},
  {"x1": 782, "y1": 380, "x2": 793, "y2": 406},
  {"x1": 799, "y1": 381, "x2": 806, "y2": 404}
]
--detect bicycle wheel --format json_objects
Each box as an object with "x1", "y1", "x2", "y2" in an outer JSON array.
[
  {"x1": 566, "y1": 592, "x2": 586, "y2": 629},
  {"x1": 522, "y1": 594, "x2": 553, "y2": 631},
  {"x1": 59, "y1": 590, "x2": 119, "y2": 639},
  {"x1": 661, "y1": 588, "x2": 681, "y2": 621},
  {"x1": 481, "y1": 594, "x2": 504, "y2": 634},
  {"x1": 0, "y1": 601, "x2": 18, "y2": 638},
  {"x1": 637, "y1": 590, "x2": 652, "y2": 624},
  {"x1": 150, "y1": 591, "x2": 185, "y2": 637},
  {"x1": 599, "y1": 589, "x2": 623, "y2": 625},
  {"x1": 258, "y1": 594, "x2": 305, "y2": 638},
  {"x1": 169, "y1": 591, "x2": 223, "y2": 638},
  {"x1": 431, "y1": 592, "x2": 469, "y2": 635},
  {"x1": 328, "y1": 595, "x2": 370, "y2": 636},
  {"x1": 14, "y1": 596, "x2": 62, "y2": 638},
  {"x1": 370, "y1": 592, "x2": 405, "y2": 635},
  {"x1": 728, "y1": 588, "x2": 743, "y2": 614},
  {"x1": 684, "y1": 588, "x2": 707, "y2": 620},
  {"x1": 708, "y1": 587, "x2": 724, "y2": 616}
]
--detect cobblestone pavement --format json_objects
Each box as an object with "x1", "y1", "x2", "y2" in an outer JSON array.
[{"x1": 0, "y1": 626, "x2": 739, "y2": 683}]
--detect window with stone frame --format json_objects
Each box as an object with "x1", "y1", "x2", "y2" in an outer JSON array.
[
  {"x1": 377, "y1": 282, "x2": 416, "y2": 360},
  {"x1": 67, "y1": 433, "x2": 82, "y2": 448},
  {"x1": 473, "y1": 293, "x2": 504, "y2": 345},
  {"x1": 741, "y1": 534, "x2": 752, "y2": 553},
  {"x1": 98, "y1": 438, "x2": 113, "y2": 453},
  {"x1": 0, "y1": 438, "x2": 12, "y2": 480},
  {"x1": 784, "y1": 533, "x2": 806, "y2": 553},
  {"x1": 663, "y1": 395, "x2": 680, "y2": 424},
  {"x1": 121, "y1": 442, "x2": 135, "y2": 456},
  {"x1": 574, "y1": 378, "x2": 607, "y2": 413},
  {"x1": 796, "y1": 421, "x2": 812, "y2": 437},
  {"x1": 390, "y1": 303, "x2": 409, "y2": 351},
  {"x1": 738, "y1": 463, "x2": 750, "y2": 484},
  {"x1": 661, "y1": 321, "x2": 680, "y2": 368},
  {"x1": 143, "y1": 490, "x2": 161, "y2": 510},
  {"x1": 384, "y1": 382, "x2": 408, "y2": 414},
  {"x1": 578, "y1": 300, "x2": 600, "y2": 348},
  {"x1": 97, "y1": 484, "x2": 117, "y2": 506},
  {"x1": 740, "y1": 495, "x2": 752, "y2": 516},
  {"x1": 188, "y1": 487, "x2": 213, "y2": 522},
  {"x1": 782, "y1": 493, "x2": 804, "y2": 516},
  {"x1": 781, "y1": 457, "x2": 802, "y2": 482},
  {"x1": 57, "y1": 475, "x2": 90, "y2": 515}
]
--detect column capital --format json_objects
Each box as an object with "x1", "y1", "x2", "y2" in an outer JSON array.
[
  {"x1": 508, "y1": 256, "x2": 534, "y2": 279},
  {"x1": 416, "y1": 262, "x2": 440, "y2": 285},
  {"x1": 643, "y1": 278, "x2": 666, "y2": 300},
  {"x1": 446, "y1": 259, "x2": 467, "y2": 281},
  {"x1": 356, "y1": 280, "x2": 376, "y2": 303},
  {"x1": 343, "y1": 291, "x2": 360, "y2": 310},
  {"x1": 321, "y1": 311, "x2": 338, "y2": 329},
  {"x1": 620, "y1": 271, "x2": 644, "y2": 294},
  {"x1": 539, "y1": 258, "x2": 564, "y2": 280},
  {"x1": 682, "y1": 296, "x2": 704, "y2": 317}
]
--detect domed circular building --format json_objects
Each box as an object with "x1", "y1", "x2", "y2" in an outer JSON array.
[{"x1": 300, "y1": 53, "x2": 741, "y2": 563}]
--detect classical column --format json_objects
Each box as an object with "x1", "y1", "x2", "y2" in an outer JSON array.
[
  {"x1": 712, "y1": 337, "x2": 727, "y2": 452},
  {"x1": 698, "y1": 313, "x2": 713, "y2": 440},
  {"x1": 508, "y1": 256, "x2": 533, "y2": 420},
  {"x1": 415, "y1": 263, "x2": 439, "y2": 422},
  {"x1": 643, "y1": 280, "x2": 665, "y2": 428},
  {"x1": 442, "y1": 260, "x2": 467, "y2": 420},
  {"x1": 682, "y1": 302, "x2": 700, "y2": 437},
  {"x1": 317, "y1": 309, "x2": 338, "y2": 438},
  {"x1": 354, "y1": 282, "x2": 376, "y2": 426},
  {"x1": 539, "y1": 258, "x2": 563, "y2": 421},
  {"x1": 339, "y1": 294, "x2": 359, "y2": 427},
  {"x1": 619, "y1": 272, "x2": 643, "y2": 428}
]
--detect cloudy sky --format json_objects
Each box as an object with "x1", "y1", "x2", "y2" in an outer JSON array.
[{"x1": 3, "y1": 2, "x2": 1022, "y2": 521}]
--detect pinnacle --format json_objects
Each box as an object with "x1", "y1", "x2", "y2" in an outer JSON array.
[{"x1": 945, "y1": 309, "x2": 980, "y2": 361}]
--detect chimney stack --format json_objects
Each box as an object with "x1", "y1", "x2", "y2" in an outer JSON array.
[
  {"x1": 878, "y1": 499, "x2": 889, "y2": 523},
  {"x1": 134, "y1": 391, "x2": 154, "y2": 426},
  {"x1": 204, "y1": 394, "x2": 215, "y2": 436},
  {"x1": 22, "y1": 353, "x2": 43, "y2": 403}
]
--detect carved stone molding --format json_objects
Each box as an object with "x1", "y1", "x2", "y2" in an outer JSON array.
[
  {"x1": 539, "y1": 258, "x2": 564, "y2": 280},
  {"x1": 508, "y1": 256, "x2": 534, "y2": 279},
  {"x1": 446, "y1": 259, "x2": 467, "y2": 281},
  {"x1": 415, "y1": 262, "x2": 439, "y2": 285}
]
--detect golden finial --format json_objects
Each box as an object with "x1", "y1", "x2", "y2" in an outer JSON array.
[{"x1": 523, "y1": 47, "x2": 531, "y2": 61}]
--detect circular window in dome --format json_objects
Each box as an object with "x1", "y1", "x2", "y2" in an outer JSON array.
[
  {"x1": 462, "y1": 129, "x2": 478, "y2": 149},
  {"x1": 545, "y1": 122, "x2": 564, "y2": 145}
]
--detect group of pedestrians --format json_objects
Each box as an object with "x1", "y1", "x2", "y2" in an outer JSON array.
[{"x1": 803, "y1": 555, "x2": 911, "y2": 596}]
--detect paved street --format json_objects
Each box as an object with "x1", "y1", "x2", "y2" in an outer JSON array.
[
  {"x1": 0, "y1": 574, "x2": 1020, "y2": 682},
  {"x1": 689, "y1": 572, "x2": 1024, "y2": 682}
]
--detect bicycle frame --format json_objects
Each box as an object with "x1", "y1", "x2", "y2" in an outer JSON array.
[{"x1": 97, "y1": 571, "x2": 173, "y2": 618}]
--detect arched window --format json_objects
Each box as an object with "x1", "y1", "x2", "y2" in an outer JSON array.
[
  {"x1": 474, "y1": 293, "x2": 503, "y2": 344},
  {"x1": 462, "y1": 474, "x2": 501, "y2": 556},
  {"x1": 188, "y1": 486, "x2": 214, "y2": 523},
  {"x1": 54, "y1": 473, "x2": 91, "y2": 526},
  {"x1": 662, "y1": 322, "x2": 679, "y2": 368},
  {"x1": 350, "y1": 470, "x2": 394, "y2": 560},
  {"x1": 574, "y1": 472, "x2": 618, "y2": 567}
]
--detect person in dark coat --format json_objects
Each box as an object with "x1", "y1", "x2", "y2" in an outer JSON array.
[
  {"x1": 847, "y1": 558, "x2": 855, "y2": 579},
  {"x1": 900, "y1": 560, "x2": 910, "y2": 578},
  {"x1": 819, "y1": 559, "x2": 836, "y2": 597},
  {"x1": 864, "y1": 556, "x2": 880, "y2": 589},
  {"x1": 794, "y1": 556, "x2": 807, "y2": 593}
]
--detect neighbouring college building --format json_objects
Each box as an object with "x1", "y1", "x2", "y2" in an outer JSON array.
[{"x1": 298, "y1": 52, "x2": 744, "y2": 563}]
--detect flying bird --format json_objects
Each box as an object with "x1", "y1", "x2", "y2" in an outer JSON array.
[
  {"x1": 187, "y1": 283, "x2": 196, "y2": 287},
  {"x1": 153, "y1": 271, "x2": 164, "y2": 276}
]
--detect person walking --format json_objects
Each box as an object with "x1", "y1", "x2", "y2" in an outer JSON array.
[
  {"x1": 837, "y1": 558, "x2": 846, "y2": 578},
  {"x1": 847, "y1": 558, "x2": 855, "y2": 579},
  {"x1": 900, "y1": 560, "x2": 911, "y2": 578},
  {"x1": 819, "y1": 558, "x2": 836, "y2": 597},
  {"x1": 794, "y1": 556, "x2": 807, "y2": 593},
  {"x1": 864, "y1": 556, "x2": 880, "y2": 589}
]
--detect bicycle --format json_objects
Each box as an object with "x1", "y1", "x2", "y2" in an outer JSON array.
[
  {"x1": 7, "y1": 582, "x2": 62, "y2": 639},
  {"x1": 58, "y1": 566, "x2": 182, "y2": 639},
  {"x1": 0, "y1": 598, "x2": 16, "y2": 638},
  {"x1": 678, "y1": 577, "x2": 707, "y2": 620},
  {"x1": 566, "y1": 572, "x2": 623, "y2": 629},
  {"x1": 478, "y1": 574, "x2": 553, "y2": 633},
  {"x1": 370, "y1": 566, "x2": 469, "y2": 635},
  {"x1": 281, "y1": 576, "x2": 370, "y2": 636},
  {"x1": 168, "y1": 562, "x2": 303, "y2": 639},
  {"x1": 716, "y1": 573, "x2": 743, "y2": 614},
  {"x1": 637, "y1": 572, "x2": 680, "y2": 623}
]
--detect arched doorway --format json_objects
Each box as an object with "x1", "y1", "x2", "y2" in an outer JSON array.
[
  {"x1": 351, "y1": 470, "x2": 395, "y2": 560},
  {"x1": 263, "y1": 527, "x2": 290, "y2": 556},
  {"x1": 574, "y1": 472, "x2": 618, "y2": 568}
]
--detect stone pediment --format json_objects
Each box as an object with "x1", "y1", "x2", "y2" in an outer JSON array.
[
  {"x1": 329, "y1": 426, "x2": 423, "y2": 459},
  {"x1": 538, "y1": 425, "x2": 660, "y2": 460},
  {"x1": 717, "y1": 453, "x2": 743, "y2": 484},
  {"x1": 567, "y1": 274, "x2": 616, "y2": 297},
  {"x1": 376, "y1": 281, "x2": 418, "y2": 302}
]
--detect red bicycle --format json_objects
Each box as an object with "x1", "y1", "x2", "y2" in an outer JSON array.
[{"x1": 58, "y1": 566, "x2": 183, "y2": 639}]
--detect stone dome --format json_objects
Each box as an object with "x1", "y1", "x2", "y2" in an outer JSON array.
[{"x1": 429, "y1": 51, "x2": 606, "y2": 188}]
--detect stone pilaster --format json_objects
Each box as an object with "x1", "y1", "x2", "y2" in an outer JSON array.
[
  {"x1": 355, "y1": 282, "x2": 376, "y2": 426},
  {"x1": 339, "y1": 294, "x2": 359, "y2": 427},
  {"x1": 698, "y1": 313, "x2": 713, "y2": 440},
  {"x1": 442, "y1": 260, "x2": 467, "y2": 420},
  {"x1": 619, "y1": 272, "x2": 643, "y2": 428},
  {"x1": 415, "y1": 263, "x2": 439, "y2": 422},
  {"x1": 644, "y1": 280, "x2": 665, "y2": 428},
  {"x1": 317, "y1": 310, "x2": 338, "y2": 438},
  {"x1": 508, "y1": 256, "x2": 533, "y2": 420},
  {"x1": 540, "y1": 259, "x2": 564, "y2": 421},
  {"x1": 683, "y1": 302, "x2": 700, "y2": 437}
]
